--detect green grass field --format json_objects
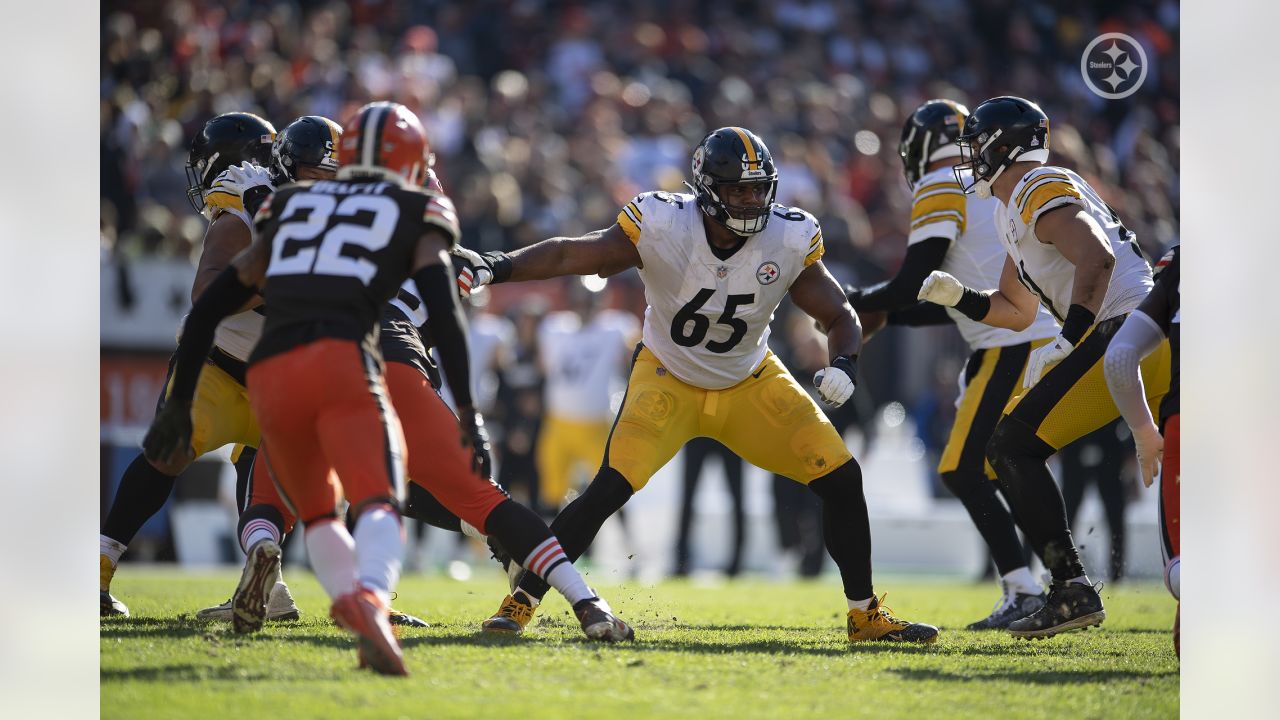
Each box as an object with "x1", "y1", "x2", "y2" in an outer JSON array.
[{"x1": 101, "y1": 568, "x2": 1178, "y2": 719}]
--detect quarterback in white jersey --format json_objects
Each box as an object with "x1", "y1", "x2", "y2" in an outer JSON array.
[
  {"x1": 459, "y1": 127, "x2": 939, "y2": 644},
  {"x1": 847, "y1": 100, "x2": 1059, "y2": 630},
  {"x1": 919, "y1": 96, "x2": 1170, "y2": 640}
]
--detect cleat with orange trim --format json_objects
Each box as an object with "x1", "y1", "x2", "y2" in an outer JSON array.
[
  {"x1": 481, "y1": 590, "x2": 537, "y2": 634},
  {"x1": 331, "y1": 587, "x2": 408, "y2": 676},
  {"x1": 847, "y1": 594, "x2": 939, "y2": 643}
]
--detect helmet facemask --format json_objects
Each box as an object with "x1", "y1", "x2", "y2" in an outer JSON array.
[{"x1": 700, "y1": 177, "x2": 777, "y2": 236}]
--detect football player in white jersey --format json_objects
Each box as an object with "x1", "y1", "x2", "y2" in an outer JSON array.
[
  {"x1": 536, "y1": 279, "x2": 640, "y2": 510},
  {"x1": 917, "y1": 96, "x2": 1170, "y2": 639},
  {"x1": 458, "y1": 127, "x2": 939, "y2": 643},
  {"x1": 99, "y1": 112, "x2": 280, "y2": 619},
  {"x1": 846, "y1": 100, "x2": 1061, "y2": 629}
]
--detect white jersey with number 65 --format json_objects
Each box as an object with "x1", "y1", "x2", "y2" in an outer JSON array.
[{"x1": 615, "y1": 191, "x2": 824, "y2": 390}]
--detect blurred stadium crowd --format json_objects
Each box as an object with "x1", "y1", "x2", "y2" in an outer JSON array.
[{"x1": 100, "y1": 0, "x2": 1178, "y2": 572}]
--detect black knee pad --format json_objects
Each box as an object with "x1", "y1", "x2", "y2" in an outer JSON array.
[
  {"x1": 807, "y1": 458, "x2": 864, "y2": 506},
  {"x1": 986, "y1": 417, "x2": 1054, "y2": 473}
]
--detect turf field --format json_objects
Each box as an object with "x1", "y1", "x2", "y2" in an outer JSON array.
[{"x1": 101, "y1": 568, "x2": 1178, "y2": 719}]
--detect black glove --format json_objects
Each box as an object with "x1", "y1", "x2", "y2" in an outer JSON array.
[
  {"x1": 458, "y1": 408, "x2": 493, "y2": 480},
  {"x1": 142, "y1": 400, "x2": 193, "y2": 465}
]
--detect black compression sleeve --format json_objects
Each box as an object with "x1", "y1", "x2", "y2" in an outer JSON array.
[
  {"x1": 888, "y1": 302, "x2": 955, "y2": 327},
  {"x1": 416, "y1": 261, "x2": 473, "y2": 407},
  {"x1": 170, "y1": 267, "x2": 256, "y2": 405},
  {"x1": 851, "y1": 237, "x2": 950, "y2": 312}
]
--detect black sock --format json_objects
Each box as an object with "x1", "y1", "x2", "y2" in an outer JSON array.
[
  {"x1": 101, "y1": 454, "x2": 178, "y2": 546},
  {"x1": 987, "y1": 418, "x2": 1085, "y2": 582},
  {"x1": 941, "y1": 470, "x2": 1026, "y2": 576},
  {"x1": 402, "y1": 482, "x2": 462, "y2": 533},
  {"x1": 808, "y1": 459, "x2": 873, "y2": 601},
  {"x1": 516, "y1": 466, "x2": 633, "y2": 601},
  {"x1": 481, "y1": 499, "x2": 553, "y2": 564}
]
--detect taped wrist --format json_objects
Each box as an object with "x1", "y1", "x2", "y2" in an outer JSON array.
[
  {"x1": 953, "y1": 287, "x2": 991, "y2": 321},
  {"x1": 1061, "y1": 304, "x2": 1096, "y2": 345},
  {"x1": 484, "y1": 252, "x2": 513, "y2": 283},
  {"x1": 832, "y1": 354, "x2": 859, "y2": 384},
  {"x1": 415, "y1": 262, "x2": 474, "y2": 407},
  {"x1": 172, "y1": 267, "x2": 256, "y2": 404}
]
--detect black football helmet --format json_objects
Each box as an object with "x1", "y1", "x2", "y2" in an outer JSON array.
[
  {"x1": 689, "y1": 127, "x2": 778, "y2": 236},
  {"x1": 270, "y1": 115, "x2": 342, "y2": 184},
  {"x1": 953, "y1": 96, "x2": 1050, "y2": 199},
  {"x1": 185, "y1": 112, "x2": 276, "y2": 213},
  {"x1": 899, "y1": 99, "x2": 969, "y2": 187}
]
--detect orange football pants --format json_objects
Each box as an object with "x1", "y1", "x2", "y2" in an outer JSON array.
[
  {"x1": 247, "y1": 339, "x2": 406, "y2": 524},
  {"x1": 384, "y1": 361, "x2": 507, "y2": 530},
  {"x1": 1160, "y1": 413, "x2": 1180, "y2": 558}
]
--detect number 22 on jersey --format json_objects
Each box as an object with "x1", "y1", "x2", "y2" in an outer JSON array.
[{"x1": 267, "y1": 193, "x2": 401, "y2": 284}]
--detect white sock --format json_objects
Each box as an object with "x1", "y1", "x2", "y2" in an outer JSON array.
[
  {"x1": 100, "y1": 535, "x2": 127, "y2": 566},
  {"x1": 1001, "y1": 567, "x2": 1041, "y2": 595},
  {"x1": 523, "y1": 537, "x2": 591, "y2": 605},
  {"x1": 353, "y1": 506, "x2": 404, "y2": 605},
  {"x1": 459, "y1": 520, "x2": 486, "y2": 541},
  {"x1": 240, "y1": 518, "x2": 281, "y2": 555},
  {"x1": 847, "y1": 596, "x2": 873, "y2": 612},
  {"x1": 1165, "y1": 557, "x2": 1180, "y2": 599},
  {"x1": 304, "y1": 520, "x2": 358, "y2": 600}
]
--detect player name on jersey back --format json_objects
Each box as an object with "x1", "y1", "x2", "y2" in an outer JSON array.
[
  {"x1": 995, "y1": 165, "x2": 1152, "y2": 323},
  {"x1": 249, "y1": 177, "x2": 459, "y2": 366},
  {"x1": 617, "y1": 191, "x2": 823, "y2": 390}
]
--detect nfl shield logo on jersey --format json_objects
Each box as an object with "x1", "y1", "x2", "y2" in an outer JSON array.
[{"x1": 757, "y1": 261, "x2": 780, "y2": 285}]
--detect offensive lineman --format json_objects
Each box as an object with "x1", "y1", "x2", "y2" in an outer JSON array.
[
  {"x1": 144, "y1": 103, "x2": 631, "y2": 676},
  {"x1": 458, "y1": 127, "x2": 939, "y2": 643},
  {"x1": 917, "y1": 96, "x2": 1170, "y2": 638},
  {"x1": 845, "y1": 100, "x2": 1059, "y2": 629}
]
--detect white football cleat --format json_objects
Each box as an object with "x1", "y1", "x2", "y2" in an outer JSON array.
[{"x1": 197, "y1": 580, "x2": 301, "y2": 623}]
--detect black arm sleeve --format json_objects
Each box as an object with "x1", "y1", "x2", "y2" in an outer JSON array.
[
  {"x1": 416, "y1": 261, "x2": 473, "y2": 408},
  {"x1": 851, "y1": 237, "x2": 950, "y2": 312},
  {"x1": 888, "y1": 302, "x2": 955, "y2": 327},
  {"x1": 170, "y1": 267, "x2": 257, "y2": 404}
]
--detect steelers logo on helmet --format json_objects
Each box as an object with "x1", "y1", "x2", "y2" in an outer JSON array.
[{"x1": 689, "y1": 127, "x2": 778, "y2": 236}]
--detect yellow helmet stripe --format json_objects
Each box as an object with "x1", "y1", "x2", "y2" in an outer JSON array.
[{"x1": 730, "y1": 127, "x2": 758, "y2": 165}]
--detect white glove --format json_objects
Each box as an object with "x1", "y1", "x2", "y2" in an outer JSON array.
[
  {"x1": 452, "y1": 246, "x2": 493, "y2": 298},
  {"x1": 917, "y1": 270, "x2": 965, "y2": 306},
  {"x1": 813, "y1": 357, "x2": 857, "y2": 407},
  {"x1": 1131, "y1": 423, "x2": 1164, "y2": 488},
  {"x1": 1023, "y1": 334, "x2": 1074, "y2": 388},
  {"x1": 211, "y1": 161, "x2": 273, "y2": 198}
]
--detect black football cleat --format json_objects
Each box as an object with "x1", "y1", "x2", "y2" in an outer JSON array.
[{"x1": 1008, "y1": 581, "x2": 1105, "y2": 639}]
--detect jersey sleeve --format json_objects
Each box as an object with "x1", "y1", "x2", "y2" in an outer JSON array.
[
  {"x1": 421, "y1": 190, "x2": 461, "y2": 247},
  {"x1": 616, "y1": 195, "x2": 645, "y2": 245},
  {"x1": 1137, "y1": 246, "x2": 1179, "y2": 333},
  {"x1": 908, "y1": 179, "x2": 966, "y2": 245},
  {"x1": 803, "y1": 220, "x2": 824, "y2": 267},
  {"x1": 1014, "y1": 168, "x2": 1085, "y2": 229}
]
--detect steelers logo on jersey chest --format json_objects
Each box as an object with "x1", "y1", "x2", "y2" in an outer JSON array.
[{"x1": 756, "y1": 261, "x2": 780, "y2": 285}]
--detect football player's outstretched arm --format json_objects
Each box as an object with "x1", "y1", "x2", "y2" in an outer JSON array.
[
  {"x1": 1035, "y1": 206, "x2": 1115, "y2": 317},
  {"x1": 917, "y1": 256, "x2": 1040, "y2": 331},
  {"x1": 458, "y1": 225, "x2": 642, "y2": 290}
]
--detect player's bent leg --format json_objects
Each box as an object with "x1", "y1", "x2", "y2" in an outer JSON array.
[
  {"x1": 100, "y1": 454, "x2": 182, "y2": 617},
  {"x1": 808, "y1": 460, "x2": 938, "y2": 644},
  {"x1": 484, "y1": 467, "x2": 635, "y2": 635}
]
